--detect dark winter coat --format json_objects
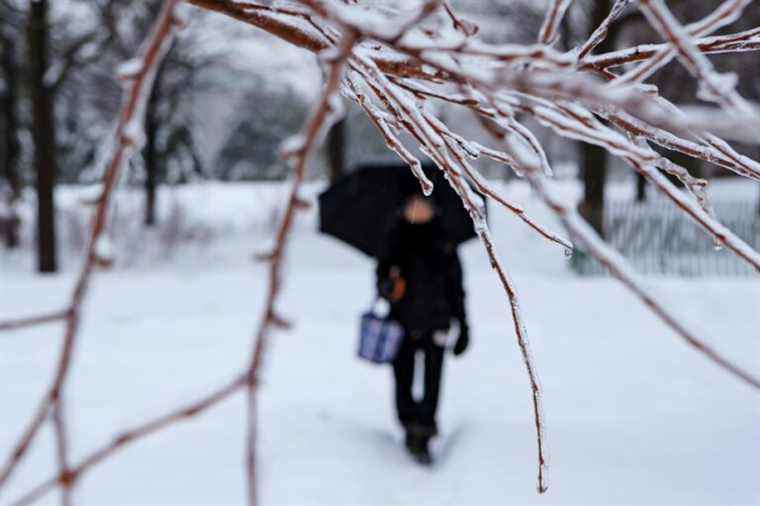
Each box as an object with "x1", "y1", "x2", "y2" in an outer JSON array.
[{"x1": 376, "y1": 217, "x2": 467, "y2": 334}]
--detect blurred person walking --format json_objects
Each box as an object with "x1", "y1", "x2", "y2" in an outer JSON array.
[
  {"x1": 376, "y1": 193, "x2": 470, "y2": 464},
  {"x1": 318, "y1": 162, "x2": 481, "y2": 465}
]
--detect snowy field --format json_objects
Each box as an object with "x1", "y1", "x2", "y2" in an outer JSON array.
[{"x1": 1, "y1": 180, "x2": 759, "y2": 505}]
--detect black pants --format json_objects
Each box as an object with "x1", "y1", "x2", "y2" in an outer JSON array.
[{"x1": 392, "y1": 331, "x2": 445, "y2": 436}]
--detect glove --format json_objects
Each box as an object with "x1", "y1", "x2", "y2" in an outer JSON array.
[
  {"x1": 379, "y1": 266, "x2": 406, "y2": 302},
  {"x1": 453, "y1": 321, "x2": 469, "y2": 356}
]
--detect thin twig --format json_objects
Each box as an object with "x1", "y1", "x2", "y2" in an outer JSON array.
[
  {"x1": 538, "y1": 0, "x2": 574, "y2": 45},
  {"x1": 577, "y1": 0, "x2": 632, "y2": 59},
  {"x1": 611, "y1": 0, "x2": 751, "y2": 84},
  {"x1": 637, "y1": 0, "x2": 752, "y2": 112},
  {"x1": 11, "y1": 373, "x2": 247, "y2": 506},
  {"x1": 0, "y1": 310, "x2": 70, "y2": 333},
  {"x1": 243, "y1": 28, "x2": 359, "y2": 506}
]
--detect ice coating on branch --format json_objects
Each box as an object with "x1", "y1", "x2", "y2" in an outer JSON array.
[
  {"x1": 280, "y1": 134, "x2": 306, "y2": 160},
  {"x1": 401, "y1": 27, "x2": 468, "y2": 51},
  {"x1": 638, "y1": 0, "x2": 752, "y2": 113},
  {"x1": 696, "y1": 71, "x2": 739, "y2": 104},
  {"x1": 447, "y1": 134, "x2": 482, "y2": 160},
  {"x1": 116, "y1": 59, "x2": 143, "y2": 79},
  {"x1": 122, "y1": 117, "x2": 146, "y2": 149},
  {"x1": 94, "y1": 235, "x2": 115, "y2": 264},
  {"x1": 326, "y1": 93, "x2": 346, "y2": 123},
  {"x1": 539, "y1": 0, "x2": 574, "y2": 46},
  {"x1": 577, "y1": 0, "x2": 633, "y2": 59},
  {"x1": 271, "y1": 0, "x2": 312, "y2": 16},
  {"x1": 419, "y1": 49, "x2": 495, "y2": 83},
  {"x1": 315, "y1": 0, "x2": 441, "y2": 42},
  {"x1": 250, "y1": 5, "x2": 332, "y2": 49},
  {"x1": 344, "y1": 72, "x2": 434, "y2": 196},
  {"x1": 409, "y1": 38, "x2": 577, "y2": 70},
  {"x1": 611, "y1": 0, "x2": 743, "y2": 87}
]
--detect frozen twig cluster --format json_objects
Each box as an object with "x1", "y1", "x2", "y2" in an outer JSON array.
[{"x1": 2, "y1": 0, "x2": 760, "y2": 504}]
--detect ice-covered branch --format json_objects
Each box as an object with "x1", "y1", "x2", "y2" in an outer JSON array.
[
  {"x1": 10, "y1": 374, "x2": 247, "y2": 506},
  {"x1": 483, "y1": 120, "x2": 760, "y2": 392},
  {"x1": 612, "y1": 0, "x2": 752, "y2": 85},
  {"x1": 0, "y1": 309, "x2": 70, "y2": 333},
  {"x1": 637, "y1": 0, "x2": 752, "y2": 111},
  {"x1": 345, "y1": 73, "x2": 434, "y2": 195},
  {"x1": 587, "y1": 27, "x2": 760, "y2": 70},
  {"x1": 497, "y1": 95, "x2": 760, "y2": 272},
  {"x1": 538, "y1": 0, "x2": 574, "y2": 45},
  {"x1": 243, "y1": 28, "x2": 359, "y2": 506},
  {"x1": 577, "y1": 0, "x2": 632, "y2": 59}
]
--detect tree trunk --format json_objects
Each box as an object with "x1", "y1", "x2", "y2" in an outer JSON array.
[
  {"x1": 28, "y1": 0, "x2": 58, "y2": 272},
  {"x1": 577, "y1": 0, "x2": 616, "y2": 238},
  {"x1": 326, "y1": 118, "x2": 346, "y2": 182},
  {"x1": 144, "y1": 86, "x2": 159, "y2": 227},
  {"x1": 1, "y1": 30, "x2": 22, "y2": 249},
  {"x1": 143, "y1": 59, "x2": 169, "y2": 227},
  {"x1": 1, "y1": 32, "x2": 21, "y2": 200},
  {"x1": 635, "y1": 173, "x2": 646, "y2": 202},
  {"x1": 578, "y1": 142, "x2": 608, "y2": 237}
]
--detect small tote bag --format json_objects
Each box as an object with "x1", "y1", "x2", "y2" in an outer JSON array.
[{"x1": 357, "y1": 301, "x2": 404, "y2": 364}]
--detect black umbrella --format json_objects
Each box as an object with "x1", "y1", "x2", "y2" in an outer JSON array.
[{"x1": 318, "y1": 162, "x2": 482, "y2": 257}]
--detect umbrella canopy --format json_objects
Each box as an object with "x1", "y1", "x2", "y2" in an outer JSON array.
[{"x1": 318, "y1": 162, "x2": 482, "y2": 257}]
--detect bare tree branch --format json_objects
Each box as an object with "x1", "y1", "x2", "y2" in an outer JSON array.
[
  {"x1": 539, "y1": 0, "x2": 574, "y2": 45},
  {"x1": 0, "y1": 310, "x2": 70, "y2": 333},
  {"x1": 10, "y1": 373, "x2": 247, "y2": 506},
  {"x1": 243, "y1": 27, "x2": 359, "y2": 506}
]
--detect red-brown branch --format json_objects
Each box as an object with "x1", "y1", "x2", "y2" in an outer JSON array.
[
  {"x1": 475, "y1": 105, "x2": 760, "y2": 392},
  {"x1": 611, "y1": 0, "x2": 751, "y2": 84},
  {"x1": 0, "y1": 309, "x2": 70, "y2": 333},
  {"x1": 637, "y1": 0, "x2": 751, "y2": 111},
  {"x1": 538, "y1": 0, "x2": 574, "y2": 45},
  {"x1": 11, "y1": 373, "x2": 247, "y2": 506},
  {"x1": 51, "y1": 399, "x2": 72, "y2": 506},
  {"x1": 243, "y1": 28, "x2": 359, "y2": 506},
  {"x1": 577, "y1": 0, "x2": 631, "y2": 59}
]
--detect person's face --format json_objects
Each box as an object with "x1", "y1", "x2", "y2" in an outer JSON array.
[{"x1": 403, "y1": 196, "x2": 435, "y2": 224}]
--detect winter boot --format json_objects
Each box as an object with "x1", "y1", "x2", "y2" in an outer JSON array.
[{"x1": 404, "y1": 425, "x2": 434, "y2": 466}]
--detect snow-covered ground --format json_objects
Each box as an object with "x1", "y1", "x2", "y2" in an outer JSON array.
[{"x1": 1, "y1": 180, "x2": 759, "y2": 505}]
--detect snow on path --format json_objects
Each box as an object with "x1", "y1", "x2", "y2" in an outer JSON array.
[{"x1": 1, "y1": 181, "x2": 759, "y2": 505}]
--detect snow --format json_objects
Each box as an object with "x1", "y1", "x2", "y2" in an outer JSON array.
[{"x1": 1, "y1": 180, "x2": 759, "y2": 505}]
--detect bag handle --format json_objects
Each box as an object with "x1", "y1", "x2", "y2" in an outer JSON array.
[{"x1": 370, "y1": 297, "x2": 391, "y2": 318}]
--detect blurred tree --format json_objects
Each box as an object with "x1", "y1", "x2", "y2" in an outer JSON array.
[
  {"x1": 27, "y1": 0, "x2": 58, "y2": 272},
  {"x1": 141, "y1": 52, "x2": 204, "y2": 226},
  {"x1": 326, "y1": 118, "x2": 346, "y2": 182},
  {"x1": 0, "y1": 0, "x2": 22, "y2": 248},
  {"x1": 15, "y1": 0, "x2": 109, "y2": 269},
  {"x1": 98, "y1": 2, "x2": 216, "y2": 226},
  {"x1": 215, "y1": 85, "x2": 309, "y2": 180},
  {"x1": 574, "y1": 0, "x2": 621, "y2": 237}
]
